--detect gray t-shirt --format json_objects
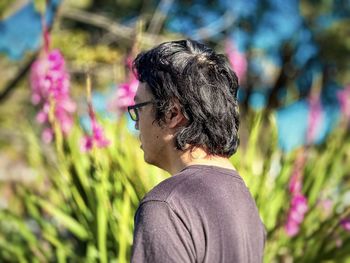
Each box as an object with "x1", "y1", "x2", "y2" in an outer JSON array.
[{"x1": 131, "y1": 165, "x2": 266, "y2": 263}]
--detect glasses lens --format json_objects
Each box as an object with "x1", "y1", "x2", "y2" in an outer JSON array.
[{"x1": 128, "y1": 108, "x2": 138, "y2": 121}]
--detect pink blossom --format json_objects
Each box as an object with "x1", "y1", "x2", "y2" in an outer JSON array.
[
  {"x1": 337, "y1": 85, "x2": 350, "y2": 120},
  {"x1": 30, "y1": 49, "x2": 76, "y2": 142},
  {"x1": 109, "y1": 75, "x2": 139, "y2": 112},
  {"x1": 91, "y1": 120, "x2": 110, "y2": 148},
  {"x1": 36, "y1": 110, "x2": 47, "y2": 124},
  {"x1": 225, "y1": 40, "x2": 248, "y2": 83},
  {"x1": 285, "y1": 218, "x2": 300, "y2": 237},
  {"x1": 307, "y1": 94, "x2": 323, "y2": 144},
  {"x1": 289, "y1": 173, "x2": 302, "y2": 194},
  {"x1": 56, "y1": 109, "x2": 74, "y2": 135},
  {"x1": 80, "y1": 104, "x2": 110, "y2": 152},
  {"x1": 290, "y1": 194, "x2": 308, "y2": 220},
  {"x1": 291, "y1": 194, "x2": 308, "y2": 212},
  {"x1": 340, "y1": 218, "x2": 350, "y2": 232},
  {"x1": 108, "y1": 53, "x2": 139, "y2": 113},
  {"x1": 32, "y1": 93, "x2": 41, "y2": 105},
  {"x1": 289, "y1": 210, "x2": 304, "y2": 224},
  {"x1": 80, "y1": 135, "x2": 94, "y2": 153},
  {"x1": 41, "y1": 128, "x2": 54, "y2": 144},
  {"x1": 285, "y1": 154, "x2": 308, "y2": 237},
  {"x1": 285, "y1": 193, "x2": 308, "y2": 236},
  {"x1": 288, "y1": 154, "x2": 305, "y2": 193}
]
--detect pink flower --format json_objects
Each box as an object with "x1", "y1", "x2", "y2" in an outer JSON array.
[
  {"x1": 289, "y1": 173, "x2": 302, "y2": 194},
  {"x1": 285, "y1": 193, "x2": 308, "y2": 236},
  {"x1": 285, "y1": 154, "x2": 308, "y2": 237},
  {"x1": 288, "y1": 154, "x2": 305, "y2": 193},
  {"x1": 109, "y1": 75, "x2": 138, "y2": 112},
  {"x1": 41, "y1": 128, "x2": 54, "y2": 144},
  {"x1": 340, "y1": 218, "x2": 350, "y2": 232},
  {"x1": 337, "y1": 85, "x2": 350, "y2": 120},
  {"x1": 80, "y1": 135, "x2": 94, "y2": 153},
  {"x1": 292, "y1": 195, "x2": 308, "y2": 215},
  {"x1": 80, "y1": 104, "x2": 110, "y2": 152},
  {"x1": 225, "y1": 40, "x2": 248, "y2": 83},
  {"x1": 30, "y1": 49, "x2": 76, "y2": 142},
  {"x1": 285, "y1": 218, "x2": 300, "y2": 237},
  {"x1": 307, "y1": 93, "x2": 323, "y2": 144},
  {"x1": 91, "y1": 120, "x2": 110, "y2": 148},
  {"x1": 36, "y1": 110, "x2": 48, "y2": 124}
]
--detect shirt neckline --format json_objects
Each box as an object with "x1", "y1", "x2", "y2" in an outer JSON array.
[{"x1": 179, "y1": 164, "x2": 237, "y2": 174}]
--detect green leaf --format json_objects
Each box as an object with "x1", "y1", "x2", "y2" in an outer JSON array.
[{"x1": 35, "y1": 198, "x2": 90, "y2": 240}]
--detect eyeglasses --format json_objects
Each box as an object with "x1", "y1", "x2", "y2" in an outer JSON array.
[{"x1": 127, "y1": 101, "x2": 154, "y2": 121}]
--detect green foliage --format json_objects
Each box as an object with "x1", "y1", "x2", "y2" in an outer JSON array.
[
  {"x1": 232, "y1": 111, "x2": 350, "y2": 262},
  {"x1": 0, "y1": 116, "x2": 167, "y2": 262},
  {"x1": 33, "y1": 0, "x2": 47, "y2": 15},
  {"x1": 0, "y1": 0, "x2": 17, "y2": 19},
  {"x1": 0, "y1": 0, "x2": 349, "y2": 261},
  {"x1": 1, "y1": 107, "x2": 349, "y2": 262}
]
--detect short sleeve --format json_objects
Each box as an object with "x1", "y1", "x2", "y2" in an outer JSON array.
[{"x1": 131, "y1": 201, "x2": 195, "y2": 263}]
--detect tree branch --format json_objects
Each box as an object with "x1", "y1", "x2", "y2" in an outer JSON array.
[
  {"x1": 148, "y1": 0, "x2": 174, "y2": 35},
  {"x1": 192, "y1": 11, "x2": 236, "y2": 40},
  {"x1": 60, "y1": 7, "x2": 172, "y2": 47},
  {"x1": 0, "y1": 53, "x2": 38, "y2": 102}
]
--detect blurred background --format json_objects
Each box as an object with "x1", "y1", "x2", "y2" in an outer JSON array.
[{"x1": 0, "y1": 0, "x2": 349, "y2": 262}]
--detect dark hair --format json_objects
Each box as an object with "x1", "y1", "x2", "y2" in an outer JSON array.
[{"x1": 133, "y1": 39, "x2": 240, "y2": 157}]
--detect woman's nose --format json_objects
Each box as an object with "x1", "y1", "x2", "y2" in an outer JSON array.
[{"x1": 135, "y1": 121, "x2": 139, "y2": 130}]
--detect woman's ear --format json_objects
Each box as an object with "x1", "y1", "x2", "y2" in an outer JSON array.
[{"x1": 166, "y1": 101, "x2": 187, "y2": 129}]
